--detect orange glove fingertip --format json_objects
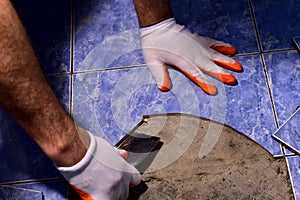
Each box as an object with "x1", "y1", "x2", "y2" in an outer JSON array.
[{"x1": 211, "y1": 45, "x2": 237, "y2": 55}]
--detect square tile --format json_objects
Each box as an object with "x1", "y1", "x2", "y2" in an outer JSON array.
[
  {"x1": 11, "y1": 0, "x2": 72, "y2": 74},
  {"x1": 287, "y1": 156, "x2": 300, "y2": 200},
  {"x1": 171, "y1": 0, "x2": 259, "y2": 54},
  {"x1": 263, "y1": 51, "x2": 300, "y2": 125},
  {"x1": 273, "y1": 107, "x2": 300, "y2": 155},
  {"x1": 74, "y1": 0, "x2": 142, "y2": 72},
  {"x1": 252, "y1": 0, "x2": 300, "y2": 51},
  {"x1": 223, "y1": 55, "x2": 280, "y2": 156},
  {"x1": 0, "y1": 110, "x2": 63, "y2": 184},
  {"x1": 72, "y1": 55, "x2": 280, "y2": 155},
  {"x1": 0, "y1": 185, "x2": 42, "y2": 200}
]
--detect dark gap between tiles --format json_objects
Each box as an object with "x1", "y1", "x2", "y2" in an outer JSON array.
[
  {"x1": 248, "y1": 0, "x2": 280, "y2": 134},
  {"x1": 69, "y1": 0, "x2": 76, "y2": 117},
  {"x1": 72, "y1": 65, "x2": 148, "y2": 74},
  {"x1": 285, "y1": 156, "x2": 300, "y2": 199},
  {"x1": 0, "y1": 178, "x2": 65, "y2": 187}
]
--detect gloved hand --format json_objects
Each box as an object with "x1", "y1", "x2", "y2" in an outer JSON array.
[
  {"x1": 140, "y1": 18, "x2": 242, "y2": 95},
  {"x1": 57, "y1": 131, "x2": 141, "y2": 200}
]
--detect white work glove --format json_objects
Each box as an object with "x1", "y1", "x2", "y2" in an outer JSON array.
[
  {"x1": 57, "y1": 131, "x2": 141, "y2": 200},
  {"x1": 140, "y1": 18, "x2": 242, "y2": 95}
]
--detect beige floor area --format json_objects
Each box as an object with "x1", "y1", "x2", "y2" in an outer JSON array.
[{"x1": 127, "y1": 114, "x2": 293, "y2": 200}]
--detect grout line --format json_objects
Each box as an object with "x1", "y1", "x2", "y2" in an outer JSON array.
[
  {"x1": 69, "y1": 0, "x2": 75, "y2": 117},
  {"x1": 45, "y1": 47, "x2": 296, "y2": 77},
  {"x1": 259, "y1": 54, "x2": 279, "y2": 128},
  {"x1": 248, "y1": 0, "x2": 279, "y2": 129},
  {"x1": 247, "y1": 0, "x2": 263, "y2": 53},
  {"x1": 44, "y1": 65, "x2": 147, "y2": 76},
  {"x1": 73, "y1": 64, "x2": 147, "y2": 74},
  {"x1": 46, "y1": 72, "x2": 71, "y2": 77},
  {"x1": 285, "y1": 156, "x2": 297, "y2": 199},
  {"x1": 262, "y1": 48, "x2": 296, "y2": 54},
  {"x1": 0, "y1": 177, "x2": 65, "y2": 187}
]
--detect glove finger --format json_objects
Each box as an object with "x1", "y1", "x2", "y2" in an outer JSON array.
[
  {"x1": 172, "y1": 60, "x2": 217, "y2": 95},
  {"x1": 147, "y1": 62, "x2": 172, "y2": 91},
  {"x1": 213, "y1": 59, "x2": 242, "y2": 72},
  {"x1": 210, "y1": 43, "x2": 237, "y2": 55},
  {"x1": 195, "y1": 57, "x2": 237, "y2": 85},
  {"x1": 194, "y1": 36, "x2": 237, "y2": 55},
  {"x1": 208, "y1": 48, "x2": 243, "y2": 72},
  {"x1": 69, "y1": 184, "x2": 94, "y2": 200},
  {"x1": 114, "y1": 148, "x2": 129, "y2": 160},
  {"x1": 202, "y1": 68, "x2": 237, "y2": 85},
  {"x1": 130, "y1": 171, "x2": 142, "y2": 186}
]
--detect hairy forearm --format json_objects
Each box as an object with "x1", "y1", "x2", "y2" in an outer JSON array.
[
  {"x1": 0, "y1": 0, "x2": 88, "y2": 167},
  {"x1": 133, "y1": 0, "x2": 173, "y2": 26}
]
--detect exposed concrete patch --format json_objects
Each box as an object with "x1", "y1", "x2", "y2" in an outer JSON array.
[{"x1": 128, "y1": 114, "x2": 294, "y2": 200}]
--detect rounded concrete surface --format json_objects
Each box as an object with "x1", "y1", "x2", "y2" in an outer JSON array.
[{"x1": 128, "y1": 114, "x2": 293, "y2": 200}]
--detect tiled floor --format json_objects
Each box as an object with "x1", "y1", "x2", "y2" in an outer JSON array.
[{"x1": 0, "y1": 0, "x2": 299, "y2": 199}]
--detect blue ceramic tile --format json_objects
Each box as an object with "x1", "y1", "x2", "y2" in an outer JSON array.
[
  {"x1": 19, "y1": 180, "x2": 68, "y2": 200},
  {"x1": 0, "y1": 109, "x2": 63, "y2": 184},
  {"x1": 74, "y1": 0, "x2": 142, "y2": 72},
  {"x1": 273, "y1": 107, "x2": 300, "y2": 155},
  {"x1": 73, "y1": 67, "x2": 203, "y2": 143},
  {"x1": 287, "y1": 156, "x2": 300, "y2": 200},
  {"x1": 263, "y1": 51, "x2": 300, "y2": 126},
  {"x1": 74, "y1": 0, "x2": 257, "y2": 72},
  {"x1": 223, "y1": 55, "x2": 280, "y2": 156},
  {"x1": 0, "y1": 185, "x2": 42, "y2": 200},
  {"x1": 72, "y1": 55, "x2": 280, "y2": 155},
  {"x1": 47, "y1": 75, "x2": 71, "y2": 113},
  {"x1": 171, "y1": 0, "x2": 258, "y2": 54},
  {"x1": 11, "y1": 0, "x2": 72, "y2": 74},
  {"x1": 252, "y1": 0, "x2": 300, "y2": 51}
]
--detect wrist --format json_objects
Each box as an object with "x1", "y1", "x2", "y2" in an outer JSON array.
[
  {"x1": 140, "y1": 18, "x2": 177, "y2": 37},
  {"x1": 133, "y1": 0, "x2": 173, "y2": 27},
  {"x1": 56, "y1": 132, "x2": 96, "y2": 173}
]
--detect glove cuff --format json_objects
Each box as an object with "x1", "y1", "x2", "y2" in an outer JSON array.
[
  {"x1": 56, "y1": 131, "x2": 96, "y2": 177},
  {"x1": 140, "y1": 18, "x2": 176, "y2": 37}
]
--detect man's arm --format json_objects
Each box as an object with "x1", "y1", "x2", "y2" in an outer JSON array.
[
  {"x1": 133, "y1": 0, "x2": 173, "y2": 26},
  {"x1": 0, "y1": 0, "x2": 88, "y2": 167}
]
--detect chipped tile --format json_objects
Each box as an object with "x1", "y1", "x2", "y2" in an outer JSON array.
[
  {"x1": 273, "y1": 107, "x2": 300, "y2": 155},
  {"x1": 264, "y1": 51, "x2": 300, "y2": 125}
]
